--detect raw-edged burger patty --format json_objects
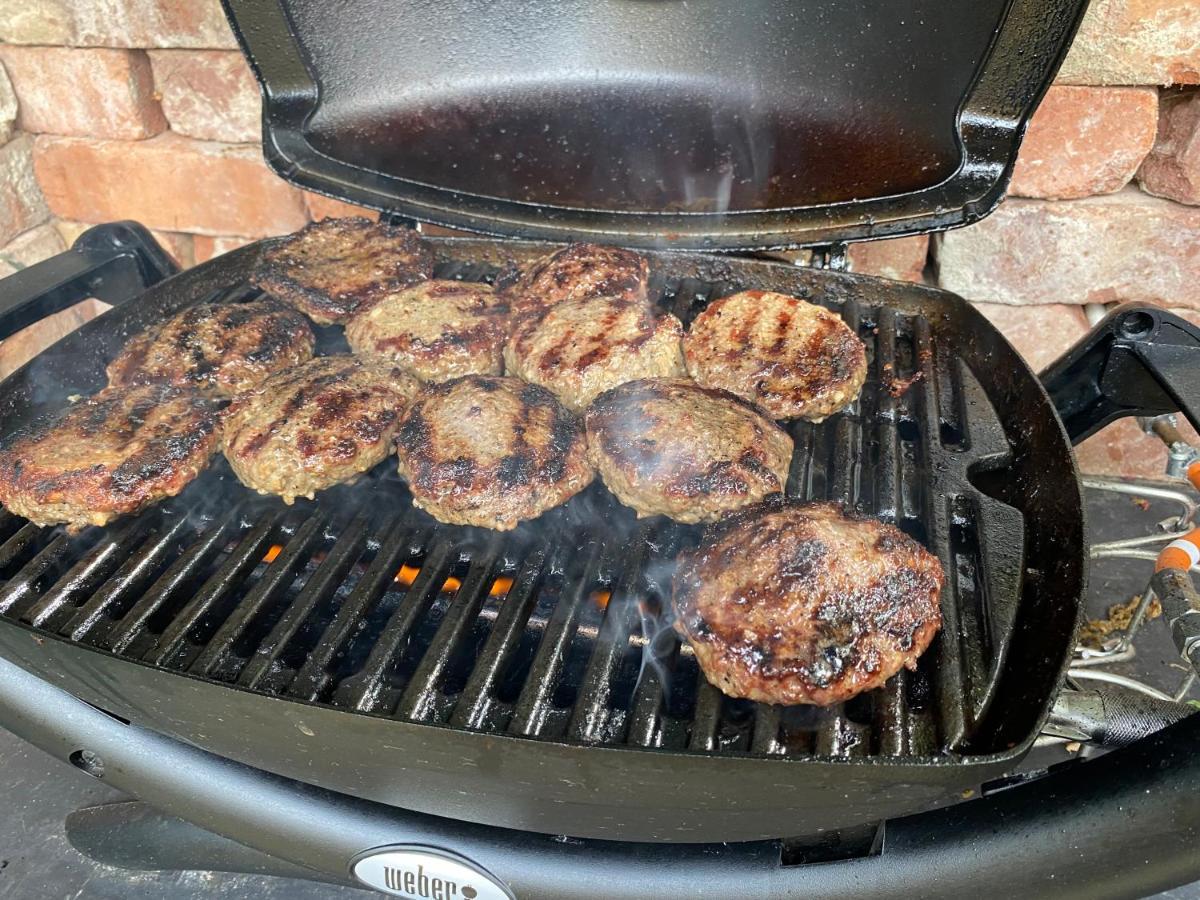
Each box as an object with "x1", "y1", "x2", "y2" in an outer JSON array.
[
  {"x1": 394, "y1": 375, "x2": 593, "y2": 530},
  {"x1": 0, "y1": 384, "x2": 223, "y2": 532},
  {"x1": 585, "y1": 377, "x2": 793, "y2": 523},
  {"x1": 500, "y1": 242, "x2": 649, "y2": 323},
  {"x1": 504, "y1": 295, "x2": 685, "y2": 412},
  {"x1": 107, "y1": 299, "x2": 315, "y2": 398},
  {"x1": 683, "y1": 290, "x2": 867, "y2": 421},
  {"x1": 345, "y1": 280, "x2": 506, "y2": 382},
  {"x1": 673, "y1": 501, "x2": 944, "y2": 707},
  {"x1": 251, "y1": 217, "x2": 435, "y2": 325},
  {"x1": 222, "y1": 356, "x2": 420, "y2": 503}
]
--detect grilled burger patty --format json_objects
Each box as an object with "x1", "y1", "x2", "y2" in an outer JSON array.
[
  {"x1": 251, "y1": 217, "x2": 435, "y2": 325},
  {"x1": 504, "y1": 295, "x2": 685, "y2": 412},
  {"x1": 0, "y1": 384, "x2": 223, "y2": 532},
  {"x1": 222, "y1": 356, "x2": 420, "y2": 504},
  {"x1": 345, "y1": 280, "x2": 506, "y2": 382},
  {"x1": 395, "y1": 375, "x2": 593, "y2": 530},
  {"x1": 684, "y1": 290, "x2": 868, "y2": 421},
  {"x1": 501, "y1": 242, "x2": 650, "y2": 323},
  {"x1": 106, "y1": 300, "x2": 315, "y2": 398},
  {"x1": 585, "y1": 378, "x2": 793, "y2": 523},
  {"x1": 673, "y1": 502, "x2": 943, "y2": 706}
]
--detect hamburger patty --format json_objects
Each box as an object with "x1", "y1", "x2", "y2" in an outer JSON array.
[
  {"x1": 0, "y1": 384, "x2": 223, "y2": 532},
  {"x1": 504, "y1": 295, "x2": 685, "y2": 412},
  {"x1": 222, "y1": 356, "x2": 420, "y2": 504},
  {"x1": 395, "y1": 375, "x2": 593, "y2": 530},
  {"x1": 345, "y1": 280, "x2": 506, "y2": 382},
  {"x1": 684, "y1": 290, "x2": 868, "y2": 421},
  {"x1": 106, "y1": 300, "x2": 315, "y2": 398},
  {"x1": 673, "y1": 502, "x2": 943, "y2": 707},
  {"x1": 501, "y1": 242, "x2": 650, "y2": 322},
  {"x1": 585, "y1": 378, "x2": 793, "y2": 523},
  {"x1": 251, "y1": 217, "x2": 435, "y2": 325}
]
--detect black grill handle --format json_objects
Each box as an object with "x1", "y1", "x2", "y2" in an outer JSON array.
[
  {"x1": 0, "y1": 221, "x2": 178, "y2": 343},
  {"x1": 1040, "y1": 303, "x2": 1200, "y2": 445}
]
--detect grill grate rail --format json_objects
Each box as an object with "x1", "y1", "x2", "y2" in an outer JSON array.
[{"x1": 0, "y1": 263, "x2": 1018, "y2": 760}]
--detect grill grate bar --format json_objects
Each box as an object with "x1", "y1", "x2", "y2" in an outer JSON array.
[
  {"x1": 395, "y1": 536, "x2": 504, "y2": 721},
  {"x1": 63, "y1": 514, "x2": 194, "y2": 643},
  {"x1": 143, "y1": 511, "x2": 284, "y2": 667},
  {"x1": 238, "y1": 512, "x2": 372, "y2": 691},
  {"x1": 509, "y1": 539, "x2": 608, "y2": 738},
  {"x1": 449, "y1": 545, "x2": 553, "y2": 731},
  {"x1": 287, "y1": 513, "x2": 423, "y2": 702},
  {"x1": 190, "y1": 513, "x2": 329, "y2": 679},
  {"x1": 0, "y1": 531, "x2": 81, "y2": 618},
  {"x1": 333, "y1": 533, "x2": 457, "y2": 713},
  {"x1": 0, "y1": 523, "x2": 44, "y2": 573},
  {"x1": 688, "y1": 675, "x2": 724, "y2": 752}
]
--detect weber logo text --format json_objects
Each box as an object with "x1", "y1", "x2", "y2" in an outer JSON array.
[{"x1": 382, "y1": 863, "x2": 477, "y2": 900}]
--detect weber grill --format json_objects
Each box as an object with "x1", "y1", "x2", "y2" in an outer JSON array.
[{"x1": 1, "y1": 0, "x2": 1200, "y2": 897}]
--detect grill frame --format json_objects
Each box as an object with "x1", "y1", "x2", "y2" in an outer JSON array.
[{"x1": 0, "y1": 233, "x2": 1085, "y2": 843}]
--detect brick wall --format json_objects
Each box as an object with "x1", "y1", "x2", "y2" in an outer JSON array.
[{"x1": 0, "y1": 0, "x2": 1198, "y2": 478}]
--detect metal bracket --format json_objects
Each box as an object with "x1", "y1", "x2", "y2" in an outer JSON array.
[{"x1": 1041, "y1": 304, "x2": 1200, "y2": 445}]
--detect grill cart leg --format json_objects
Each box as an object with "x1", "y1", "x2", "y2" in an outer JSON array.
[{"x1": 64, "y1": 800, "x2": 358, "y2": 889}]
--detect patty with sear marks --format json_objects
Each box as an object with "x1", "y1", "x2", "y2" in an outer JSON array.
[
  {"x1": 344, "y1": 280, "x2": 506, "y2": 382},
  {"x1": 504, "y1": 295, "x2": 685, "y2": 412},
  {"x1": 107, "y1": 299, "x2": 315, "y2": 398},
  {"x1": 684, "y1": 290, "x2": 868, "y2": 421},
  {"x1": 500, "y1": 242, "x2": 650, "y2": 323},
  {"x1": 0, "y1": 384, "x2": 223, "y2": 532},
  {"x1": 222, "y1": 356, "x2": 420, "y2": 504},
  {"x1": 251, "y1": 217, "x2": 435, "y2": 325},
  {"x1": 673, "y1": 501, "x2": 943, "y2": 707},
  {"x1": 585, "y1": 377, "x2": 793, "y2": 523},
  {"x1": 395, "y1": 375, "x2": 593, "y2": 530}
]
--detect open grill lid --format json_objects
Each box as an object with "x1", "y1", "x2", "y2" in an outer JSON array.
[{"x1": 224, "y1": 0, "x2": 1086, "y2": 251}]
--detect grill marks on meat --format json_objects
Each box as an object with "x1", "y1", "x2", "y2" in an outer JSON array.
[
  {"x1": 0, "y1": 384, "x2": 222, "y2": 532},
  {"x1": 504, "y1": 296, "x2": 685, "y2": 412},
  {"x1": 251, "y1": 217, "x2": 435, "y2": 325},
  {"x1": 585, "y1": 378, "x2": 792, "y2": 523},
  {"x1": 673, "y1": 502, "x2": 943, "y2": 706},
  {"x1": 106, "y1": 300, "x2": 315, "y2": 398},
  {"x1": 222, "y1": 356, "x2": 420, "y2": 504},
  {"x1": 395, "y1": 375, "x2": 593, "y2": 530},
  {"x1": 500, "y1": 242, "x2": 649, "y2": 323},
  {"x1": 684, "y1": 290, "x2": 868, "y2": 421},
  {"x1": 345, "y1": 280, "x2": 506, "y2": 382}
]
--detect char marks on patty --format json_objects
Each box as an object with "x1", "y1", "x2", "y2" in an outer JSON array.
[
  {"x1": 107, "y1": 299, "x2": 315, "y2": 398},
  {"x1": 251, "y1": 217, "x2": 435, "y2": 325},
  {"x1": 395, "y1": 375, "x2": 593, "y2": 530},
  {"x1": 221, "y1": 355, "x2": 420, "y2": 503},
  {"x1": 500, "y1": 242, "x2": 650, "y2": 323},
  {"x1": 684, "y1": 290, "x2": 868, "y2": 421},
  {"x1": 0, "y1": 384, "x2": 223, "y2": 532},
  {"x1": 585, "y1": 377, "x2": 793, "y2": 523},
  {"x1": 672, "y1": 501, "x2": 944, "y2": 706}
]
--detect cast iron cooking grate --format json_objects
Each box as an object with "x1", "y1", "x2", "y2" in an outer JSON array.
[{"x1": 0, "y1": 261, "x2": 1024, "y2": 759}]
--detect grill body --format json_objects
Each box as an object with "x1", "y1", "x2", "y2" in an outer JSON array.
[{"x1": 0, "y1": 236, "x2": 1084, "y2": 842}]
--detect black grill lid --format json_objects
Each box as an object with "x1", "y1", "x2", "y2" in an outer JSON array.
[{"x1": 223, "y1": 0, "x2": 1087, "y2": 251}]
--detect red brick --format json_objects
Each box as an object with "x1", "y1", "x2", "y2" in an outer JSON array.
[
  {"x1": 0, "y1": 298, "x2": 108, "y2": 380},
  {"x1": 1010, "y1": 87, "x2": 1158, "y2": 200},
  {"x1": 971, "y1": 303, "x2": 1091, "y2": 373},
  {"x1": 302, "y1": 191, "x2": 378, "y2": 222},
  {"x1": 1139, "y1": 88, "x2": 1200, "y2": 205},
  {"x1": 0, "y1": 0, "x2": 238, "y2": 49},
  {"x1": 0, "y1": 135, "x2": 49, "y2": 246},
  {"x1": 1075, "y1": 418, "x2": 1200, "y2": 479},
  {"x1": 193, "y1": 233, "x2": 255, "y2": 263},
  {"x1": 34, "y1": 133, "x2": 308, "y2": 238},
  {"x1": 0, "y1": 222, "x2": 65, "y2": 276},
  {"x1": 936, "y1": 189, "x2": 1200, "y2": 309},
  {"x1": 1057, "y1": 0, "x2": 1200, "y2": 86},
  {"x1": 0, "y1": 47, "x2": 166, "y2": 140},
  {"x1": 0, "y1": 63, "x2": 16, "y2": 147},
  {"x1": 148, "y1": 50, "x2": 259, "y2": 143},
  {"x1": 846, "y1": 235, "x2": 928, "y2": 283},
  {"x1": 0, "y1": 0, "x2": 74, "y2": 45}
]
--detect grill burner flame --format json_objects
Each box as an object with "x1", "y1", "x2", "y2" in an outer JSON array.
[
  {"x1": 262, "y1": 544, "x2": 283, "y2": 564},
  {"x1": 392, "y1": 565, "x2": 513, "y2": 597}
]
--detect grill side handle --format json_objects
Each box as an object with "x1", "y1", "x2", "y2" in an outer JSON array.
[
  {"x1": 1, "y1": 652, "x2": 1198, "y2": 900},
  {"x1": 0, "y1": 221, "x2": 178, "y2": 343},
  {"x1": 1040, "y1": 302, "x2": 1200, "y2": 445}
]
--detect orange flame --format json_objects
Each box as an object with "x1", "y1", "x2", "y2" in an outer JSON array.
[
  {"x1": 489, "y1": 576, "x2": 514, "y2": 597},
  {"x1": 393, "y1": 564, "x2": 462, "y2": 594},
  {"x1": 591, "y1": 590, "x2": 612, "y2": 611},
  {"x1": 262, "y1": 544, "x2": 283, "y2": 564}
]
